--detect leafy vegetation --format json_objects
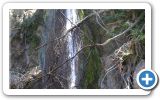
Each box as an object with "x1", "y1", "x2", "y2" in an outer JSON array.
[{"x1": 21, "y1": 10, "x2": 45, "y2": 49}]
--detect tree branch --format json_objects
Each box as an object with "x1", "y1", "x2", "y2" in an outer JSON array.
[
  {"x1": 48, "y1": 44, "x2": 95, "y2": 74},
  {"x1": 35, "y1": 10, "x2": 108, "y2": 50},
  {"x1": 96, "y1": 12, "x2": 144, "y2": 46}
]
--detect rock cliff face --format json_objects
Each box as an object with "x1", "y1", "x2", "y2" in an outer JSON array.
[
  {"x1": 99, "y1": 41, "x2": 145, "y2": 89},
  {"x1": 10, "y1": 10, "x2": 43, "y2": 88}
]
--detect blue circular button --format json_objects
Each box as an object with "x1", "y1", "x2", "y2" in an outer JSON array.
[{"x1": 137, "y1": 69, "x2": 158, "y2": 90}]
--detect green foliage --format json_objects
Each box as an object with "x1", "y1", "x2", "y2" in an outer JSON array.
[
  {"x1": 131, "y1": 28, "x2": 145, "y2": 44},
  {"x1": 27, "y1": 33, "x2": 40, "y2": 49},
  {"x1": 20, "y1": 10, "x2": 46, "y2": 49},
  {"x1": 101, "y1": 10, "x2": 126, "y2": 23},
  {"x1": 131, "y1": 12, "x2": 145, "y2": 40},
  {"x1": 78, "y1": 9, "x2": 85, "y2": 20}
]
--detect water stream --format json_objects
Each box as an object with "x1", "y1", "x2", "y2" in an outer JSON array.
[
  {"x1": 66, "y1": 9, "x2": 78, "y2": 89},
  {"x1": 39, "y1": 10, "x2": 79, "y2": 88}
]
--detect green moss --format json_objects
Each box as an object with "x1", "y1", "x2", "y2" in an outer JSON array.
[
  {"x1": 80, "y1": 22, "x2": 101, "y2": 89},
  {"x1": 83, "y1": 48, "x2": 101, "y2": 88}
]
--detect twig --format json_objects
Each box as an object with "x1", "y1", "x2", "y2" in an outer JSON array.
[
  {"x1": 140, "y1": 23, "x2": 145, "y2": 32},
  {"x1": 121, "y1": 74, "x2": 129, "y2": 89},
  {"x1": 100, "y1": 62, "x2": 119, "y2": 88},
  {"x1": 10, "y1": 27, "x2": 21, "y2": 31},
  {"x1": 93, "y1": 10, "x2": 108, "y2": 32},
  {"x1": 55, "y1": 76, "x2": 65, "y2": 89}
]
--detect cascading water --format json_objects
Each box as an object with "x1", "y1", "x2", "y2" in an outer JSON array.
[
  {"x1": 66, "y1": 9, "x2": 78, "y2": 89},
  {"x1": 39, "y1": 10, "x2": 54, "y2": 88},
  {"x1": 39, "y1": 9, "x2": 80, "y2": 89}
]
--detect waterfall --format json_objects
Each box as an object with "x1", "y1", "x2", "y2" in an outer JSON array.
[
  {"x1": 39, "y1": 10, "x2": 54, "y2": 88},
  {"x1": 38, "y1": 9, "x2": 80, "y2": 89},
  {"x1": 66, "y1": 9, "x2": 78, "y2": 89}
]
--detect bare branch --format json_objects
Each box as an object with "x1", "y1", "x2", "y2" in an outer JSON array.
[
  {"x1": 100, "y1": 62, "x2": 119, "y2": 88},
  {"x1": 59, "y1": 10, "x2": 94, "y2": 43},
  {"x1": 48, "y1": 44, "x2": 95, "y2": 74},
  {"x1": 93, "y1": 10, "x2": 108, "y2": 32},
  {"x1": 35, "y1": 10, "x2": 109, "y2": 50},
  {"x1": 140, "y1": 23, "x2": 145, "y2": 32},
  {"x1": 10, "y1": 27, "x2": 21, "y2": 31},
  {"x1": 96, "y1": 12, "x2": 144, "y2": 46}
]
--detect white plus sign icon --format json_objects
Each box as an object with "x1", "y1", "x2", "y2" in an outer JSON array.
[{"x1": 141, "y1": 73, "x2": 153, "y2": 85}]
